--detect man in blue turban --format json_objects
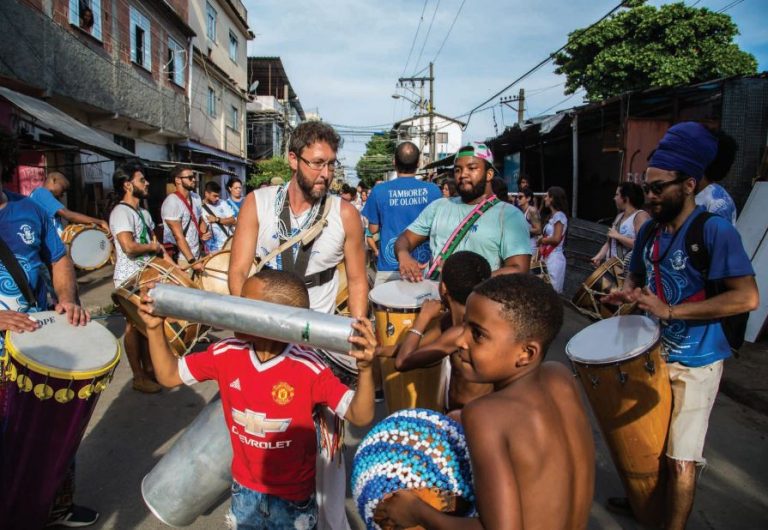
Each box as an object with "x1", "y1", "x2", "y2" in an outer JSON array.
[{"x1": 603, "y1": 122, "x2": 758, "y2": 529}]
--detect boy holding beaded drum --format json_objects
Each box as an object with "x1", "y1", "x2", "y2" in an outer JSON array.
[
  {"x1": 377, "y1": 274, "x2": 595, "y2": 529},
  {"x1": 138, "y1": 269, "x2": 377, "y2": 529}
]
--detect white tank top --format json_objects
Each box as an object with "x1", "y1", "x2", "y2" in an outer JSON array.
[
  {"x1": 609, "y1": 210, "x2": 639, "y2": 259},
  {"x1": 253, "y1": 185, "x2": 345, "y2": 314}
]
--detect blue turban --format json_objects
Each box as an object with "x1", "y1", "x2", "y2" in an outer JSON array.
[{"x1": 648, "y1": 122, "x2": 718, "y2": 181}]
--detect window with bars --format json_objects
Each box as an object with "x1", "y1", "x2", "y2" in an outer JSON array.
[
  {"x1": 68, "y1": 0, "x2": 102, "y2": 40},
  {"x1": 206, "y1": 2, "x2": 217, "y2": 41},
  {"x1": 229, "y1": 31, "x2": 238, "y2": 61},
  {"x1": 130, "y1": 7, "x2": 151, "y2": 70},
  {"x1": 229, "y1": 105, "x2": 239, "y2": 129},
  {"x1": 167, "y1": 38, "x2": 185, "y2": 86},
  {"x1": 207, "y1": 87, "x2": 217, "y2": 117}
]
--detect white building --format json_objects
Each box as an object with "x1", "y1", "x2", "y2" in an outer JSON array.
[{"x1": 392, "y1": 113, "x2": 465, "y2": 166}]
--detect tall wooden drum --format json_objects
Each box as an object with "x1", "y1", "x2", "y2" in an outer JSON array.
[{"x1": 565, "y1": 315, "x2": 671, "y2": 526}]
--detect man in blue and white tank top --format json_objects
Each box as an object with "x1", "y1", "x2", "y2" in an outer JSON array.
[{"x1": 604, "y1": 122, "x2": 758, "y2": 530}]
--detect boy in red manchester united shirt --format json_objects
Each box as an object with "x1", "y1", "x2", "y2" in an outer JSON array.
[{"x1": 138, "y1": 269, "x2": 376, "y2": 529}]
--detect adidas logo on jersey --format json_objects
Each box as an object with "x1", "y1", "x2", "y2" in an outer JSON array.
[{"x1": 229, "y1": 378, "x2": 241, "y2": 390}]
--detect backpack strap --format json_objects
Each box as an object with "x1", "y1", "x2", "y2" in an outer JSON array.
[{"x1": 684, "y1": 210, "x2": 714, "y2": 278}]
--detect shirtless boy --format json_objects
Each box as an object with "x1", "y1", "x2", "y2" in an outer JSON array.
[
  {"x1": 377, "y1": 274, "x2": 595, "y2": 529},
  {"x1": 391, "y1": 251, "x2": 493, "y2": 412}
]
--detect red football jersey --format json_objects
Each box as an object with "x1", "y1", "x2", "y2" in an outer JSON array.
[{"x1": 179, "y1": 338, "x2": 353, "y2": 500}]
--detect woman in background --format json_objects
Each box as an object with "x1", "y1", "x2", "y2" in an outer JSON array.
[{"x1": 538, "y1": 186, "x2": 569, "y2": 293}]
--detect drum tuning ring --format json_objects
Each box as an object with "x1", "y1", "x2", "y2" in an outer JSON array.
[
  {"x1": 645, "y1": 359, "x2": 656, "y2": 375},
  {"x1": 617, "y1": 368, "x2": 627, "y2": 384},
  {"x1": 589, "y1": 374, "x2": 599, "y2": 388},
  {"x1": 386, "y1": 310, "x2": 394, "y2": 337}
]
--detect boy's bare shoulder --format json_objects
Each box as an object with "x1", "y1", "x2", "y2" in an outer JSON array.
[{"x1": 540, "y1": 361, "x2": 580, "y2": 394}]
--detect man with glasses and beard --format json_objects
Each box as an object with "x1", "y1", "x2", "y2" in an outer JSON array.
[
  {"x1": 161, "y1": 165, "x2": 209, "y2": 271},
  {"x1": 395, "y1": 142, "x2": 531, "y2": 281},
  {"x1": 603, "y1": 122, "x2": 758, "y2": 530},
  {"x1": 109, "y1": 162, "x2": 165, "y2": 393},
  {"x1": 227, "y1": 120, "x2": 368, "y2": 530}
]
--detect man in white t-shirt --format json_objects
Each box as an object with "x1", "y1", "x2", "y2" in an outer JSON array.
[
  {"x1": 202, "y1": 180, "x2": 237, "y2": 253},
  {"x1": 109, "y1": 162, "x2": 164, "y2": 393},
  {"x1": 161, "y1": 165, "x2": 210, "y2": 271}
]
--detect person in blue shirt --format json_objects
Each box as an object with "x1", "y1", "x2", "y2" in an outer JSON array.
[
  {"x1": 225, "y1": 177, "x2": 244, "y2": 218},
  {"x1": 603, "y1": 122, "x2": 758, "y2": 530},
  {"x1": 0, "y1": 172, "x2": 96, "y2": 526},
  {"x1": 29, "y1": 171, "x2": 109, "y2": 235},
  {"x1": 695, "y1": 130, "x2": 738, "y2": 225},
  {"x1": 361, "y1": 141, "x2": 442, "y2": 285}
]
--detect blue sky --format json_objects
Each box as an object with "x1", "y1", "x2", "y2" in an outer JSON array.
[{"x1": 244, "y1": 0, "x2": 768, "y2": 178}]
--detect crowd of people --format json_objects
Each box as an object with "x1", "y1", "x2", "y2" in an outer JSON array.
[{"x1": 0, "y1": 119, "x2": 759, "y2": 529}]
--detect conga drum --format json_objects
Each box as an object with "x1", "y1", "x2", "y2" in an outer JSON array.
[
  {"x1": 0, "y1": 312, "x2": 120, "y2": 529},
  {"x1": 196, "y1": 249, "x2": 259, "y2": 295},
  {"x1": 369, "y1": 281, "x2": 445, "y2": 414},
  {"x1": 572, "y1": 257, "x2": 635, "y2": 319},
  {"x1": 352, "y1": 409, "x2": 475, "y2": 529},
  {"x1": 112, "y1": 257, "x2": 210, "y2": 357},
  {"x1": 61, "y1": 223, "x2": 113, "y2": 271},
  {"x1": 565, "y1": 315, "x2": 671, "y2": 526}
]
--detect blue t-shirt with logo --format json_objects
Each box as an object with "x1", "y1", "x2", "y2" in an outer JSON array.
[
  {"x1": 29, "y1": 186, "x2": 65, "y2": 235},
  {"x1": 629, "y1": 207, "x2": 754, "y2": 367},
  {"x1": 361, "y1": 177, "x2": 442, "y2": 271}
]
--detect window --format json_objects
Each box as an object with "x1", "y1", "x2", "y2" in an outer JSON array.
[
  {"x1": 247, "y1": 126, "x2": 253, "y2": 146},
  {"x1": 130, "y1": 7, "x2": 151, "y2": 70},
  {"x1": 167, "y1": 38, "x2": 185, "y2": 86},
  {"x1": 229, "y1": 105, "x2": 239, "y2": 129},
  {"x1": 228, "y1": 31, "x2": 238, "y2": 61},
  {"x1": 207, "y1": 87, "x2": 217, "y2": 117},
  {"x1": 69, "y1": 0, "x2": 102, "y2": 40},
  {"x1": 436, "y1": 132, "x2": 448, "y2": 144},
  {"x1": 206, "y1": 2, "x2": 217, "y2": 41}
]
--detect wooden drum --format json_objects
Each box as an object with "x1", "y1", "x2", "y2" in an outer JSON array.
[
  {"x1": 565, "y1": 315, "x2": 671, "y2": 526},
  {"x1": 369, "y1": 280, "x2": 445, "y2": 414},
  {"x1": 572, "y1": 257, "x2": 636, "y2": 320}
]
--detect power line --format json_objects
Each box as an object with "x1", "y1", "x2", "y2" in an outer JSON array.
[
  {"x1": 717, "y1": 0, "x2": 746, "y2": 13},
  {"x1": 430, "y1": 0, "x2": 467, "y2": 67},
  {"x1": 413, "y1": 0, "x2": 441, "y2": 76},
  {"x1": 401, "y1": 0, "x2": 430, "y2": 77},
  {"x1": 458, "y1": 0, "x2": 629, "y2": 129}
]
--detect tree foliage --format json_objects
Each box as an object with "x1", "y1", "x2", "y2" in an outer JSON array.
[
  {"x1": 248, "y1": 157, "x2": 291, "y2": 188},
  {"x1": 355, "y1": 133, "x2": 395, "y2": 188},
  {"x1": 553, "y1": 1, "x2": 757, "y2": 102}
]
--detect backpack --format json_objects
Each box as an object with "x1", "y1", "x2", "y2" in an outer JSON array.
[{"x1": 638, "y1": 210, "x2": 749, "y2": 353}]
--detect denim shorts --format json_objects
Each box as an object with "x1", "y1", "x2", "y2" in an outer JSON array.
[{"x1": 227, "y1": 481, "x2": 318, "y2": 530}]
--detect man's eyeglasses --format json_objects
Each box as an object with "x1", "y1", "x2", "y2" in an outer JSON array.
[
  {"x1": 299, "y1": 156, "x2": 341, "y2": 173},
  {"x1": 181, "y1": 174, "x2": 197, "y2": 181},
  {"x1": 642, "y1": 176, "x2": 687, "y2": 195}
]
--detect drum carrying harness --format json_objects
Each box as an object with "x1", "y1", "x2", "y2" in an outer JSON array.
[{"x1": 425, "y1": 194, "x2": 500, "y2": 280}]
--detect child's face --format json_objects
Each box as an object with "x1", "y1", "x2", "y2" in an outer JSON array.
[{"x1": 453, "y1": 293, "x2": 526, "y2": 384}]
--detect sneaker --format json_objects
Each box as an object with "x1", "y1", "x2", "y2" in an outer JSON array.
[
  {"x1": 46, "y1": 505, "x2": 99, "y2": 527},
  {"x1": 132, "y1": 377, "x2": 162, "y2": 394}
]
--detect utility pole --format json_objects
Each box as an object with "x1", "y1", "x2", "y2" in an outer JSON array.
[
  {"x1": 282, "y1": 84, "x2": 290, "y2": 157},
  {"x1": 500, "y1": 88, "x2": 525, "y2": 125},
  {"x1": 397, "y1": 63, "x2": 436, "y2": 163}
]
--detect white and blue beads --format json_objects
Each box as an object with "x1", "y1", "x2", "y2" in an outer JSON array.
[{"x1": 351, "y1": 409, "x2": 475, "y2": 529}]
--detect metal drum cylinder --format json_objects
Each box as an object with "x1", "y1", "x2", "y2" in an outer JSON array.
[{"x1": 142, "y1": 395, "x2": 232, "y2": 527}]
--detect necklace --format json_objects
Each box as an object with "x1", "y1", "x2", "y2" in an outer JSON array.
[{"x1": 274, "y1": 184, "x2": 321, "y2": 239}]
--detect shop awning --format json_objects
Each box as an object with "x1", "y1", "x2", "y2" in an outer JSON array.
[
  {"x1": 143, "y1": 159, "x2": 239, "y2": 178},
  {"x1": 0, "y1": 86, "x2": 134, "y2": 159}
]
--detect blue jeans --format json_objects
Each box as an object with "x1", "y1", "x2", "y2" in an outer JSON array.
[{"x1": 228, "y1": 481, "x2": 318, "y2": 530}]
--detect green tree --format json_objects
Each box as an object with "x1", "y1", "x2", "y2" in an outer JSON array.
[
  {"x1": 355, "y1": 133, "x2": 395, "y2": 188},
  {"x1": 248, "y1": 157, "x2": 291, "y2": 188},
  {"x1": 553, "y1": 1, "x2": 757, "y2": 102}
]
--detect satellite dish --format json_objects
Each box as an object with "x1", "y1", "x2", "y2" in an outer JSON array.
[{"x1": 248, "y1": 81, "x2": 259, "y2": 94}]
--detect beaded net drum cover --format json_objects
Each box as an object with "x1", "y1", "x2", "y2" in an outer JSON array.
[{"x1": 352, "y1": 409, "x2": 475, "y2": 529}]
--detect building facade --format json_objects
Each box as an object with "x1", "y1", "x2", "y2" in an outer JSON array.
[{"x1": 392, "y1": 113, "x2": 464, "y2": 166}]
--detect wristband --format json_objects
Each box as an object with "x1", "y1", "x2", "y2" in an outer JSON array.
[{"x1": 408, "y1": 328, "x2": 424, "y2": 338}]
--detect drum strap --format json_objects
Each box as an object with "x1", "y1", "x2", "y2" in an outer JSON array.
[
  {"x1": 174, "y1": 191, "x2": 202, "y2": 240},
  {"x1": 426, "y1": 194, "x2": 499, "y2": 280},
  {"x1": 119, "y1": 203, "x2": 150, "y2": 244},
  {"x1": 202, "y1": 204, "x2": 233, "y2": 237},
  {"x1": 278, "y1": 194, "x2": 330, "y2": 283},
  {"x1": 0, "y1": 234, "x2": 38, "y2": 309}
]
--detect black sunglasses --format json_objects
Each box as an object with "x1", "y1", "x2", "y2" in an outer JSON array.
[{"x1": 642, "y1": 176, "x2": 687, "y2": 195}]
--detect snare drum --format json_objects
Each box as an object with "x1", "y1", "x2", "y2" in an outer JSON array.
[
  {"x1": 565, "y1": 315, "x2": 671, "y2": 526},
  {"x1": 0, "y1": 312, "x2": 120, "y2": 529},
  {"x1": 369, "y1": 281, "x2": 445, "y2": 414},
  {"x1": 572, "y1": 257, "x2": 635, "y2": 319},
  {"x1": 61, "y1": 223, "x2": 113, "y2": 270},
  {"x1": 352, "y1": 409, "x2": 475, "y2": 529},
  {"x1": 196, "y1": 249, "x2": 258, "y2": 295},
  {"x1": 112, "y1": 257, "x2": 210, "y2": 356}
]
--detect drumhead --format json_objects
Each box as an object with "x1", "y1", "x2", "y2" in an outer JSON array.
[
  {"x1": 369, "y1": 280, "x2": 439, "y2": 309},
  {"x1": 565, "y1": 315, "x2": 660, "y2": 364},
  {"x1": 6, "y1": 311, "x2": 120, "y2": 378},
  {"x1": 70, "y1": 229, "x2": 112, "y2": 269},
  {"x1": 316, "y1": 349, "x2": 358, "y2": 375}
]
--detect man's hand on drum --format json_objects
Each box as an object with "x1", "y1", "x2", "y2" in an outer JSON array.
[
  {"x1": 55, "y1": 301, "x2": 90, "y2": 326},
  {"x1": 600, "y1": 288, "x2": 636, "y2": 307},
  {"x1": 398, "y1": 254, "x2": 427, "y2": 282},
  {"x1": 137, "y1": 286, "x2": 164, "y2": 330},
  {"x1": 375, "y1": 491, "x2": 427, "y2": 529},
  {"x1": 348, "y1": 318, "x2": 376, "y2": 370},
  {"x1": 418, "y1": 299, "x2": 445, "y2": 323},
  {"x1": 634, "y1": 287, "x2": 669, "y2": 319},
  {"x1": 0, "y1": 310, "x2": 40, "y2": 333}
]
